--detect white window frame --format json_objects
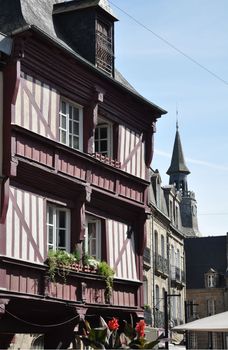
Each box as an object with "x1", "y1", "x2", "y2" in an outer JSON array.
[
  {"x1": 59, "y1": 99, "x2": 83, "y2": 151},
  {"x1": 84, "y1": 215, "x2": 101, "y2": 260},
  {"x1": 47, "y1": 204, "x2": 70, "y2": 252},
  {"x1": 94, "y1": 117, "x2": 113, "y2": 157}
]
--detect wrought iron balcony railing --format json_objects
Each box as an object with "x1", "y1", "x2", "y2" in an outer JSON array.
[
  {"x1": 171, "y1": 265, "x2": 186, "y2": 287},
  {"x1": 155, "y1": 254, "x2": 169, "y2": 277}
]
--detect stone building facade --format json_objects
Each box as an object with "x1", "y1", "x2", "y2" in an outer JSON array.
[{"x1": 185, "y1": 235, "x2": 228, "y2": 349}]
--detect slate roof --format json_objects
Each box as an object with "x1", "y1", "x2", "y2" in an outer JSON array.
[
  {"x1": 185, "y1": 236, "x2": 227, "y2": 289},
  {"x1": 0, "y1": 32, "x2": 12, "y2": 55},
  {"x1": 0, "y1": 0, "x2": 166, "y2": 115},
  {"x1": 167, "y1": 128, "x2": 190, "y2": 175},
  {"x1": 53, "y1": 0, "x2": 117, "y2": 20}
]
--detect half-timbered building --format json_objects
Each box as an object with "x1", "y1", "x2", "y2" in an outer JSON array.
[{"x1": 0, "y1": 0, "x2": 166, "y2": 348}]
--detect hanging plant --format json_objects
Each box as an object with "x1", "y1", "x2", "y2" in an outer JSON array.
[
  {"x1": 46, "y1": 250, "x2": 76, "y2": 282},
  {"x1": 97, "y1": 261, "x2": 115, "y2": 303}
]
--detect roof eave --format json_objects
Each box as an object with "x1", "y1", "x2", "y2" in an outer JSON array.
[{"x1": 10, "y1": 25, "x2": 167, "y2": 117}]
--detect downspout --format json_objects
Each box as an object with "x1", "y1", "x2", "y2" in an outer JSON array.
[{"x1": 151, "y1": 208, "x2": 155, "y2": 327}]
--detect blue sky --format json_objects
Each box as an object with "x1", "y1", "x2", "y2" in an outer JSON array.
[{"x1": 111, "y1": 0, "x2": 228, "y2": 236}]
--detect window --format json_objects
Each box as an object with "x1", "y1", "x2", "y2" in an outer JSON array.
[
  {"x1": 59, "y1": 99, "x2": 83, "y2": 151},
  {"x1": 161, "y1": 235, "x2": 165, "y2": 258},
  {"x1": 95, "y1": 118, "x2": 112, "y2": 157},
  {"x1": 47, "y1": 205, "x2": 70, "y2": 251},
  {"x1": 169, "y1": 200, "x2": 173, "y2": 221},
  {"x1": 207, "y1": 299, "x2": 216, "y2": 316},
  {"x1": 143, "y1": 276, "x2": 148, "y2": 305},
  {"x1": 208, "y1": 274, "x2": 215, "y2": 287},
  {"x1": 96, "y1": 19, "x2": 113, "y2": 75},
  {"x1": 154, "y1": 230, "x2": 158, "y2": 255},
  {"x1": 155, "y1": 285, "x2": 160, "y2": 310},
  {"x1": 84, "y1": 216, "x2": 101, "y2": 260}
]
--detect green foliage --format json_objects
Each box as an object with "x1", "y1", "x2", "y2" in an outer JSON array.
[
  {"x1": 97, "y1": 261, "x2": 115, "y2": 302},
  {"x1": 72, "y1": 249, "x2": 81, "y2": 263},
  {"x1": 79, "y1": 317, "x2": 161, "y2": 349},
  {"x1": 47, "y1": 250, "x2": 76, "y2": 282}
]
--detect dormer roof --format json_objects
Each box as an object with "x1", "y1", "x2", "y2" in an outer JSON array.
[{"x1": 53, "y1": 0, "x2": 117, "y2": 20}]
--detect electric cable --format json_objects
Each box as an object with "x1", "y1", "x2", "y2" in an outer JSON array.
[
  {"x1": 0, "y1": 305, "x2": 80, "y2": 328},
  {"x1": 110, "y1": 1, "x2": 228, "y2": 86}
]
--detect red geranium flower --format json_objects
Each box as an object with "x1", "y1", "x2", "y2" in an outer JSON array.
[
  {"x1": 108, "y1": 317, "x2": 119, "y2": 331},
  {"x1": 135, "y1": 319, "x2": 146, "y2": 338}
]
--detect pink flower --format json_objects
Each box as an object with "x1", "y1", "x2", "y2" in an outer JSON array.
[
  {"x1": 135, "y1": 319, "x2": 146, "y2": 338},
  {"x1": 108, "y1": 317, "x2": 119, "y2": 331}
]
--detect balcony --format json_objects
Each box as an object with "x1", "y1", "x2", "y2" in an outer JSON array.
[
  {"x1": 171, "y1": 265, "x2": 186, "y2": 288},
  {"x1": 12, "y1": 126, "x2": 147, "y2": 206},
  {"x1": 155, "y1": 254, "x2": 169, "y2": 278},
  {"x1": 1, "y1": 256, "x2": 140, "y2": 310}
]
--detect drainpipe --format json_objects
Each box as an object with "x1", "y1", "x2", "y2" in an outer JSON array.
[{"x1": 151, "y1": 208, "x2": 155, "y2": 327}]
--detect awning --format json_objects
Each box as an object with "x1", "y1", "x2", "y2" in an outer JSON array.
[{"x1": 172, "y1": 311, "x2": 228, "y2": 332}]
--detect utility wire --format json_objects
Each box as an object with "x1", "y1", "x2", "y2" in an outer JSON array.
[
  {"x1": 0, "y1": 305, "x2": 80, "y2": 328},
  {"x1": 110, "y1": 1, "x2": 228, "y2": 86}
]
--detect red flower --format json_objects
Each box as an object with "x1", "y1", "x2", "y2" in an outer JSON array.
[
  {"x1": 108, "y1": 317, "x2": 119, "y2": 331},
  {"x1": 135, "y1": 319, "x2": 146, "y2": 338}
]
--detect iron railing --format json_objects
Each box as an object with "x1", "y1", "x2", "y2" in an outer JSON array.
[{"x1": 155, "y1": 254, "x2": 169, "y2": 276}]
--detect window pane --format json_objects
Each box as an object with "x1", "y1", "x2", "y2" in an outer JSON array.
[
  {"x1": 61, "y1": 115, "x2": 67, "y2": 130},
  {"x1": 59, "y1": 211, "x2": 66, "y2": 228},
  {"x1": 60, "y1": 130, "x2": 66, "y2": 144},
  {"x1": 100, "y1": 140, "x2": 107, "y2": 152},
  {"x1": 73, "y1": 108, "x2": 79, "y2": 121},
  {"x1": 95, "y1": 128, "x2": 98, "y2": 138},
  {"x1": 48, "y1": 227, "x2": 53, "y2": 244},
  {"x1": 73, "y1": 122, "x2": 79, "y2": 136},
  {"x1": 69, "y1": 105, "x2": 73, "y2": 118},
  {"x1": 100, "y1": 127, "x2": 108, "y2": 139},
  {"x1": 58, "y1": 229, "x2": 66, "y2": 248},
  {"x1": 90, "y1": 239, "x2": 96, "y2": 256},
  {"x1": 95, "y1": 140, "x2": 99, "y2": 152},
  {"x1": 48, "y1": 207, "x2": 53, "y2": 224},
  {"x1": 69, "y1": 120, "x2": 72, "y2": 133},
  {"x1": 61, "y1": 101, "x2": 66, "y2": 114},
  {"x1": 73, "y1": 136, "x2": 79, "y2": 150},
  {"x1": 88, "y1": 223, "x2": 96, "y2": 238}
]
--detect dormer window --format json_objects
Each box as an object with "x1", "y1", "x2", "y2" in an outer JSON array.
[
  {"x1": 205, "y1": 268, "x2": 217, "y2": 288},
  {"x1": 96, "y1": 19, "x2": 113, "y2": 75}
]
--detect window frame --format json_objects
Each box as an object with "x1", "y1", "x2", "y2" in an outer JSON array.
[
  {"x1": 59, "y1": 99, "x2": 83, "y2": 151},
  {"x1": 47, "y1": 204, "x2": 71, "y2": 252},
  {"x1": 95, "y1": 117, "x2": 113, "y2": 157},
  {"x1": 84, "y1": 215, "x2": 101, "y2": 260}
]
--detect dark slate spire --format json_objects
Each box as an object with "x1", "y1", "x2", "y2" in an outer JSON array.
[
  {"x1": 167, "y1": 122, "x2": 190, "y2": 176},
  {"x1": 166, "y1": 122, "x2": 190, "y2": 194}
]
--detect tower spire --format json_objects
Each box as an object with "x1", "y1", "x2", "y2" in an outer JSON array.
[{"x1": 167, "y1": 121, "x2": 190, "y2": 193}]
